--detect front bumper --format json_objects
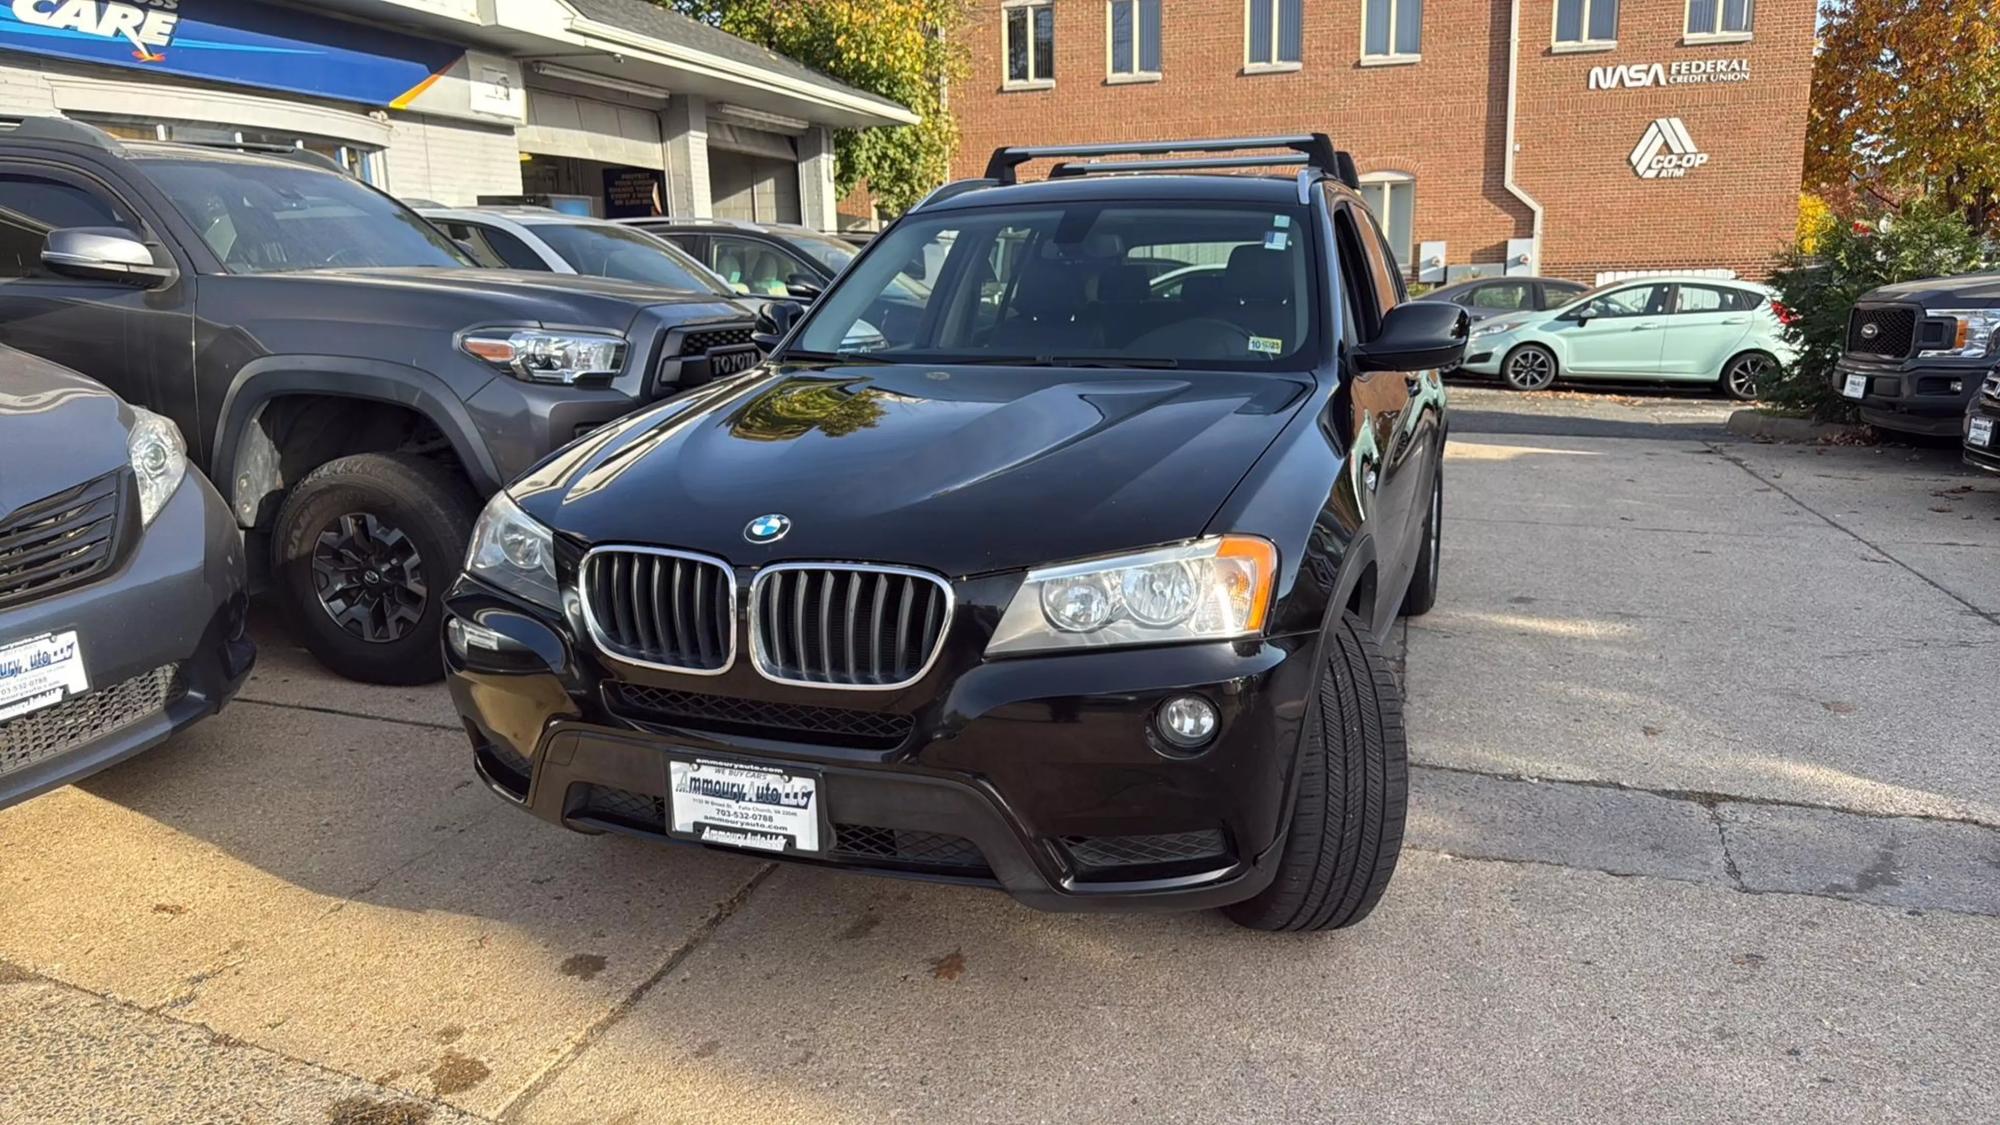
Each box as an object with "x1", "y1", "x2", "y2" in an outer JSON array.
[
  {"x1": 1837, "y1": 357, "x2": 1985, "y2": 437},
  {"x1": 443, "y1": 581, "x2": 1317, "y2": 913},
  {"x1": 0, "y1": 471, "x2": 255, "y2": 810},
  {"x1": 1455, "y1": 338, "x2": 1513, "y2": 375},
  {"x1": 1965, "y1": 391, "x2": 2000, "y2": 473}
]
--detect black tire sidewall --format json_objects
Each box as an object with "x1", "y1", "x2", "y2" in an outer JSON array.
[
  {"x1": 271, "y1": 454, "x2": 477, "y2": 685},
  {"x1": 1503, "y1": 344, "x2": 1556, "y2": 392}
]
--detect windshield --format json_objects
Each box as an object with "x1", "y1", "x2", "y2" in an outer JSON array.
[
  {"x1": 781, "y1": 229, "x2": 859, "y2": 274},
  {"x1": 144, "y1": 160, "x2": 471, "y2": 273},
  {"x1": 790, "y1": 202, "x2": 1319, "y2": 369},
  {"x1": 1552, "y1": 281, "x2": 1637, "y2": 315},
  {"x1": 529, "y1": 222, "x2": 731, "y2": 294}
]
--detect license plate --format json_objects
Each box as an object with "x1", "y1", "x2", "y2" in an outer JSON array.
[
  {"x1": 1841, "y1": 373, "x2": 1868, "y2": 400},
  {"x1": 0, "y1": 631, "x2": 88, "y2": 724},
  {"x1": 708, "y1": 348, "x2": 758, "y2": 377},
  {"x1": 669, "y1": 757, "x2": 823, "y2": 855},
  {"x1": 1972, "y1": 416, "x2": 1995, "y2": 448}
]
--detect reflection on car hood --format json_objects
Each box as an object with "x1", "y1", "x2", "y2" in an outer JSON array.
[
  {"x1": 0, "y1": 349, "x2": 130, "y2": 517},
  {"x1": 1863, "y1": 272, "x2": 2000, "y2": 307},
  {"x1": 512, "y1": 362, "x2": 1312, "y2": 576}
]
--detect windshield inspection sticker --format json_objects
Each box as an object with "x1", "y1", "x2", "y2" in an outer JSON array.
[
  {"x1": 1264, "y1": 231, "x2": 1290, "y2": 250},
  {"x1": 1249, "y1": 336, "x2": 1284, "y2": 355},
  {"x1": 1272, "y1": 215, "x2": 1291, "y2": 228}
]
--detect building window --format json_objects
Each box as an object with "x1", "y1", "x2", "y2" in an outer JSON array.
[
  {"x1": 1357, "y1": 172, "x2": 1415, "y2": 273},
  {"x1": 1553, "y1": 0, "x2": 1618, "y2": 48},
  {"x1": 1246, "y1": 0, "x2": 1303, "y2": 70},
  {"x1": 1004, "y1": 1, "x2": 1056, "y2": 88},
  {"x1": 1685, "y1": 0, "x2": 1752, "y2": 39},
  {"x1": 1362, "y1": 0, "x2": 1421, "y2": 63},
  {"x1": 1108, "y1": 0, "x2": 1162, "y2": 80}
]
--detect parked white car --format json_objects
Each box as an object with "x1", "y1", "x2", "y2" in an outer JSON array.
[{"x1": 1456, "y1": 276, "x2": 1797, "y2": 400}]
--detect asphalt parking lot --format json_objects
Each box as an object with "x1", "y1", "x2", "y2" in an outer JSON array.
[{"x1": 4, "y1": 386, "x2": 1997, "y2": 1124}]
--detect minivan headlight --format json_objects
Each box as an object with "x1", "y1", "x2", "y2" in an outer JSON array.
[
  {"x1": 465, "y1": 492, "x2": 559, "y2": 609},
  {"x1": 1920, "y1": 309, "x2": 2000, "y2": 358},
  {"x1": 986, "y1": 537, "x2": 1277, "y2": 656},
  {"x1": 461, "y1": 329, "x2": 626, "y2": 384},
  {"x1": 127, "y1": 407, "x2": 186, "y2": 527}
]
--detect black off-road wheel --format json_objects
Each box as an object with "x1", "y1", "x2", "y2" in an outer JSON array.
[
  {"x1": 271, "y1": 453, "x2": 478, "y2": 686},
  {"x1": 1501, "y1": 343, "x2": 1558, "y2": 392},
  {"x1": 1400, "y1": 468, "x2": 1442, "y2": 617},
  {"x1": 1223, "y1": 612, "x2": 1408, "y2": 932}
]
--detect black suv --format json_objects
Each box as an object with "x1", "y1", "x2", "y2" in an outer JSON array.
[
  {"x1": 1835, "y1": 274, "x2": 2000, "y2": 436},
  {"x1": 444, "y1": 136, "x2": 1460, "y2": 932},
  {"x1": 0, "y1": 117, "x2": 757, "y2": 683}
]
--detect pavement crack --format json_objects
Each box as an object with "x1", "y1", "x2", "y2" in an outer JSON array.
[
  {"x1": 495, "y1": 863, "x2": 778, "y2": 1123},
  {"x1": 233, "y1": 695, "x2": 462, "y2": 732},
  {"x1": 1707, "y1": 442, "x2": 2000, "y2": 630},
  {"x1": 1708, "y1": 805, "x2": 1747, "y2": 891},
  {"x1": 1412, "y1": 761, "x2": 2000, "y2": 831}
]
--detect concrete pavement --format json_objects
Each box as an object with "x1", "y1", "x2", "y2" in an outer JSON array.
[{"x1": 2, "y1": 386, "x2": 1996, "y2": 1123}]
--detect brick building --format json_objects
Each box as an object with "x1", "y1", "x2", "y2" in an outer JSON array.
[{"x1": 948, "y1": 0, "x2": 1815, "y2": 283}]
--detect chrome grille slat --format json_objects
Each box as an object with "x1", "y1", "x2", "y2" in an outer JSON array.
[
  {"x1": 580, "y1": 547, "x2": 735, "y2": 674},
  {"x1": 750, "y1": 564, "x2": 951, "y2": 690}
]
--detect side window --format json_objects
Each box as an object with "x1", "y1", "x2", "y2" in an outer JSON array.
[
  {"x1": 0, "y1": 173, "x2": 136, "y2": 279},
  {"x1": 1329, "y1": 202, "x2": 1382, "y2": 341},
  {"x1": 1470, "y1": 281, "x2": 1532, "y2": 311},
  {"x1": 1673, "y1": 285, "x2": 1729, "y2": 314},
  {"x1": 1353, "y1": 207, "x2": 1404, "y2": 311},
  {"x1": 446, "y1": 222, "x2": 546, "y2": 271},
  {"x1": 1728, "y1": 288, "x2": 1766, "y2": 312},
  {"x1": 709, "y1": 234, "x2": 800, "y2": 297},
  {"x1": 1540, "y1": 282, "x2": 1586, "y2": 309},
  {"x1": 1592, "y1": 285, "x2": 1665, "y2": 318}
]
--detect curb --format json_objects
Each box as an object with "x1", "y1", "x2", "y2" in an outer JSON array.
[{"x1": 1725, "y1": 409, "x2": 1871, "y2": 443}]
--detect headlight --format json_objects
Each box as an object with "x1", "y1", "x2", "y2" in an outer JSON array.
[
  {"x1": 461, "y1": 329, "x2": 626, "y2": 384},
  {"x1": 127, "y1": 407, "x2": 186, "y2": 527},
  {"x1": 1920, "y1": 309, "x2": 2000, "y2": 359},
  {"x1": 986, "y1": 536, "x2": 1277, "y2": 656},
  {"x1": 465, "y1": 492, "x2": 559, "y2": 609},
  {"x1": 1470, "y1": 319, "x2": 1524, "y2": 338}
]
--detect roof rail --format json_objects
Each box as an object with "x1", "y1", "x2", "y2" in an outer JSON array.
[
  {"x1": 908, "y1": 178, "x2": 999, "y2": 212},
  {"x1": 1047, "y1": 153, "x2": 1309, "y2": 178},
  {"x1": 167, "y1": 139, "x2": 346, "y2": 174},
  {"x1": 0, "y1": 115, "x2": 121, "y2": 153},
  {"x1": 985, "y1": 135, "x2": 1342, "y2": 184}
]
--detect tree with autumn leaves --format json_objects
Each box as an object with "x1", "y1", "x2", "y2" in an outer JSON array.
[
  {"x1": 1808, "y1": 0, "x2": 2000, "y2": 232},
  {"x1": 670, "y1": 0, "x2": 969, "y2": 216}
]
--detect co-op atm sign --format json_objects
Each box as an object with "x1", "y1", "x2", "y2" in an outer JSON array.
[{"x1": 9, "y1": 0, "x2": 179, "y2": 62}]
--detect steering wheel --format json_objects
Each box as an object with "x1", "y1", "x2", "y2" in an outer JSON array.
[{"x1": 1126, "y1": 317, "x2": 1257, "y2": 359}]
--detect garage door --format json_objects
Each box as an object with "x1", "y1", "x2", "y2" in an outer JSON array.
[{"x1": 709, "y1": 123, "x2": 800, "y2": 225}]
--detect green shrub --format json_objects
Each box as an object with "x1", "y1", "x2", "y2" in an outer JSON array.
[{"x1": 1765, "y1": 200, "x2": 1990, "y2": 420}]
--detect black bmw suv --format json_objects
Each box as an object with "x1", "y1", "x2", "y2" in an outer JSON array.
[{"x1": 444, "y1": 137, "x2": 1461, "y2": 932}]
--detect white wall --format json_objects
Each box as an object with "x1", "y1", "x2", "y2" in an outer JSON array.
[{"x1": 380, "y1": 113, "x2": 523, "y2": 205}]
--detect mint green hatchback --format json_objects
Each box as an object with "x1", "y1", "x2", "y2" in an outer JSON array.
[{"x1": 1456, "y1": 277, "x2": 1797, "y2": 400}]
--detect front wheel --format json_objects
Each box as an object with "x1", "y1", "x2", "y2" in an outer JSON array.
[
  {"x1": 1719, "y1": 351, "x2": 1774, "y2": 401},
  {"x1": 1223, "y1": 612, "x2": 1408, "y2": 933},
  {"x1": 271, "y1": 453, "x2": 478, "y2": 685},
  {"x1": 1501, "y1": 344, "x2": 1558, "y2": 392}
]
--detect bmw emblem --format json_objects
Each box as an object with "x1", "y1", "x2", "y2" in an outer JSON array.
[
  {"x1": 745, "y1": 514, "x2": 791, "y2": 544},
  {"x1": 1861, "y1": 323, "x2": 1880, "y2": 339}
]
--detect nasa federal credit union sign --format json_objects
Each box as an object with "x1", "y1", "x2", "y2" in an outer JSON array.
[
  {"x1": 1589, "y1": 58, "x2": 1751, "y2": 91},
  {"x1": 0, "y1": 0, "x2": 463, "y2": 107}
]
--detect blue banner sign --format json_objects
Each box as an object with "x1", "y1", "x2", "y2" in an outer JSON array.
[{"x1": 0, "y1": 0, "x2": 463, "y2": 107}]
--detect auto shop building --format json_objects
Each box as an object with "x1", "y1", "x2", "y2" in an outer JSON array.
[
  {"x1": 950, "y1": 0, "x2": 1813, "y2": 283},
  {"x1": 0, "y1": 0, "x2": 913, "y2": 228}
]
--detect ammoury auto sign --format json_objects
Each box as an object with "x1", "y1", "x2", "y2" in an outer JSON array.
[
  {"x1": 1589, "y1": 58, "x2": 1751, "y2": 90},
  {"x1": 1629, "y1": 118, "x2": 1709, "y2": 179}
]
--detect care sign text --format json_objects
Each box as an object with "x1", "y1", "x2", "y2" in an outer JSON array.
[
  {"x1": 9, "y1": 0, "x2": 178, "y2": 61},
  {"x1": 1589, "y1": 58, "x2": 1750, "y2": 91}
]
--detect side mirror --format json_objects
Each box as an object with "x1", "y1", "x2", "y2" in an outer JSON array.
[
  {"x1": 1563, "y1": 303, "x2": 1597, "y2": 325},
  {"x1": 1352, "y1": 302, "x2": 1469, "y2": 373},
  {"x1": 752, "y1": 299, "x2": 807, "y2": 352},
  {"x1": 42, "y1": 227, "x2": 174, "y2": 287},
  {"x1": 902, "y1": 252, "x2": 928, "y2": 281},
  {"x1": 785, "y1": 279, "x2": 823, "y2": 302}
]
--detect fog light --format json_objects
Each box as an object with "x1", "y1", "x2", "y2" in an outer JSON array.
[
  {"x1": 1155, "y1": 695, "x2": 1219, "y2": 750},
  {"x1": 1951, "y1": 379, "x2": 1965, "y2": 394},
  {"x1": 446, "y1": 616, "x2": 511, "y2": 656}
]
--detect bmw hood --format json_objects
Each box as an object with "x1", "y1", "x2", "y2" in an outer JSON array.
[
  {"x1": 0, "y1": 349, "x2": 131, "y2": 517},
  {"x1": 511, "y1": 363, "x2": 1312, "y2": 577}
]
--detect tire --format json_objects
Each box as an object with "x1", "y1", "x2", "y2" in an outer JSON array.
[
  {"x1": 1223, "y1": 612, "x2": 1409, "y2": 933},
  {"x1": 1501, "y1": 343, "x2": 1558, "y2": 392},
  {"x1": 271, "y1": 452, "x2": 478, "y2": 685},
  {"x1": 1719, "y1": 350, "x2": 1775, "y2": 401},
  {"x1": 1400, "y1": 467, "x2": 1442, "y2": 617}
]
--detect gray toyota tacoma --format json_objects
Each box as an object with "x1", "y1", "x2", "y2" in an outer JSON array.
[{"x1": 0, "y1": 116, "x2": 758, "y2": 683}]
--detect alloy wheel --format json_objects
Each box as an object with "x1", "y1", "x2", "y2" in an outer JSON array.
[
  {"x1": 310, "y1": 512, "x2": 428, "y2": 643},
  {"x1": 1506, "y1": 348, "x2": 1556, "y2": 392},
  {"x1": 1726, "y1": 354, "x2": 1772, "y2": 400}
]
